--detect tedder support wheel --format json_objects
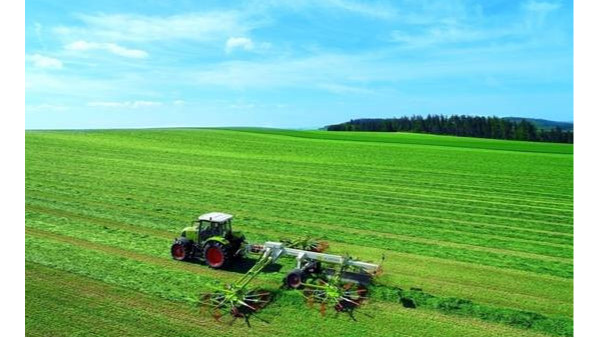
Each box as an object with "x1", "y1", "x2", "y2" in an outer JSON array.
[
  {"x1": 203, "y1": 241, "x2": 231, "y2": 269},
  {"x1": 171, "y1": 238, "x2": 192, "y2": 261},
  {"x1": 285, "y1": 268, "x2": 306, "y2": 289}
]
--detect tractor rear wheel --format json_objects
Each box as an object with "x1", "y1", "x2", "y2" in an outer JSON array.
[
  {"x1": 203, "y1": 241, "x2": 231, "y2": 269},
  {"x1": 171, "y1": 238, "x2": 192, "y2": 261}
]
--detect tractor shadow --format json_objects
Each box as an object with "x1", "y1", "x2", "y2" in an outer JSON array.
[
  {"x1": 225, "y1": 256, "x2": 283, "y2": 274},
  {"x1": 187, "y1": 256, "x2": 283, "y2": 275}
]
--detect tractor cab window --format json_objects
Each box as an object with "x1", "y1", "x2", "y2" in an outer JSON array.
[
  {"x1": 222, "y1": 220, "x2": 231, "y2": 233},
  {"x1": 199, "y1": 220, "x2": 220, "y2": 239}
]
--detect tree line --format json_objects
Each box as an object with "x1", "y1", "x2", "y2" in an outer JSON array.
[{"x1": 326, "y1": 115, "x2": 573, "y2": 143}]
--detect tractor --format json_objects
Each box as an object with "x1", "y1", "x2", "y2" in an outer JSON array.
[
  {"x1": 170, "y1": 212, "x2": 246, "y2": 268},
  {"x1": 171, "y1": 212, "x2": 382, "y2": 321}
]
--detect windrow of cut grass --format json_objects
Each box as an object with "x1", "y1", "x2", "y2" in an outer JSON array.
[
  {"x1": 27, "y1": 262, "x2": 543, "y2": 337},
  {"x1": 26, "y1": 128, "x2": 573, "y2": 336},
  {"x1": 25, "y1": 202, "x2": 573, "y2": 318},
  {"x1": 26, "y1": 192, "x2": 573, "y2": 279},
  {"x1": 25, "y1": 230, "x2": 563, "y2": 336},
  {"x1": 25, "y1": 165, "x2": 573, "y2": 275}
]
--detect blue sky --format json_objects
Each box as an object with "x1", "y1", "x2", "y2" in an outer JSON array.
[{"x1": 25, "y1": 0, "x2": 573, "y2": 129}]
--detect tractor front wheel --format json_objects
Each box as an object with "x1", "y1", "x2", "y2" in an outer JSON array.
[
  {"x1": 203, "y1": 241, "x2": 231, "y2": 269},
  {"x1": 171, "y1": 238, "x2": 192, "y2": 261}
]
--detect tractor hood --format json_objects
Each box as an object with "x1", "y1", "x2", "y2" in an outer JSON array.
[{"x1": 181, "y1": 226, "x2": 199, "y2": 242}]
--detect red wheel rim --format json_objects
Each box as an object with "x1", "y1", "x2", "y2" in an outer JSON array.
[
  {"x1": 172, "y1": 244, "x2": 185, "y2": 260},
  {"x1": 206, "y1": 247, "x2": 224, "y2": 267}
]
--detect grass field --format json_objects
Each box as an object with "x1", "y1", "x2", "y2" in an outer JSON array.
[{"x1": 25, "y1": 128, "x2": 573, "y2": 336}]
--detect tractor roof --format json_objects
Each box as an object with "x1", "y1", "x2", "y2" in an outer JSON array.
[{"x1": 198, "y1": 212, "x2": 233, "y2": 223}]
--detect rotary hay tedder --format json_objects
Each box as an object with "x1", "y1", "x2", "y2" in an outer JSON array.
[{"x1": 170, "y1": 212, "x2": 383, "y2": 322}]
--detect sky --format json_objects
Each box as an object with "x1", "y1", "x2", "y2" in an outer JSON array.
[{"x1": 25, "y1": 0, "x2": 573, "y2": 129}]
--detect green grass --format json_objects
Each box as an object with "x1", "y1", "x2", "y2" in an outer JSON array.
[{"x1": 25, "y1": 128, "x2": 573, "y2": 336}]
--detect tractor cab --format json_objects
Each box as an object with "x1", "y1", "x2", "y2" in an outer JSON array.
[{"x1": 196, "y1": 212, "x2": 233, "y2": 240}]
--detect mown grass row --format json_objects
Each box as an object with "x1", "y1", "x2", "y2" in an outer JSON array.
[
  {"x1": 25, "y1": 154, "x2": 572, "y2": 244},
  {"x1": 26, "y1": 158, "x2": 573, "y2": 232},
  {"x1": 26, "y1": 186, "x2": 573, "y2": 278},
  {"x1": 26, "y1": 232, "x2": 567, "y2": 336},
  {"x1": 25, "y1": 176, "x2": 573, "y2": 260},
  {"x1": 25, "y1": 197, "x2": 573, "y2": 318},
  {"x1": 27, "y1": 134, "x2": 572, "y2": 201}
]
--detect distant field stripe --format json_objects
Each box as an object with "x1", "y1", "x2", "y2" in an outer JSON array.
[
  {"x1": 25, "y1": 203, "x2": 572, "y2": 266},
  {"x1": 27, "y1": 147, "x2": 574, "y2": 210},
  {"x1": 26, "y1": 143, "x2": 574, "y2": 208},
  {"x1": 26, "y1": 155, "x2": 573, "y2": 223},
  {"x1": 28, "y1": 143, "x2": 573, "y2": 203},
  {"x1": 29, "y1": 173, "x2": 572, "y2": 250},
  {"x1": 25, "y1": 198, "x2": 573, "y2": 278},
  {"x1": 25, "y1": 180, "x2": 574, "y2": 253},
  {"x1": 26, "y1": 134, "x2": 573, "y2": 198},
  {"x1": 226, "y1": 128, "x2": 574, "y2": 155},
  {"x1": 26, "y1": 166, "x2": 574, "y2": 237},
  {"x1": 25, "y1": 166, "x2": 572, "y2": 237},
  {"x1": 26, "y1": 184, "x2": 574, "y2": 256}
]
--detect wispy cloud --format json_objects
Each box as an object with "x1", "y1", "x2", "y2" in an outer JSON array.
[
  {"x1": 522, "y1": 0, "x2": 562, "y2": 13},
  {"x1": 65, "y1": 40, "x2": 148, "y2": 58},
  {"x1": 88, "y1": 100, "x2": 162, "y2": 108},
  {"x1": 27, "y1": 54, "x2": 63, "y2": 69},
  {"x1": 317, "y1": 83, "x2": 374, "y2": 95},
  {"x1": 263, "y1": 0, "x2": 398, "y2": 19},
  {"x1": 55, "y1": 11, "x2": 254, "y2": 42},
  {"x1": 225, "y1": 37, "x2": 255, "y2": 53}
]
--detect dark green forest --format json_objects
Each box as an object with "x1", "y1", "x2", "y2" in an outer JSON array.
[{"x1": 326, "y1": 115, "x2": 573, "y2": 143}]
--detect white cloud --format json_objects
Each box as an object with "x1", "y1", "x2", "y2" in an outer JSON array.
[
  {"x1": 522, "y1": 1, "x2": 561, "y2": 13},
  {"x1": 322, "y1": 0, "x2": 397, "y2": 19},
  {"x1": 55, "y1": 12, "x2": 252, "y2": 42},
  {"x1": 317, "y1": 83, "x2": 374, "y2": 95},
  {"x1": 65, "y1": 40, "x2": 148, "y2": 58},
  {"x1": 173, "y1": 100, "x2": 185, "y2": 105},
  {"x1": 88, "y1": 100, "x2": 162, "y2": 108},
  {"x1": 225, "y1": 37, "x2": 255, "y2": 53},
  {"x1": 265, "y1": 0, "x2": 397, "y2": 20},
  {"x1": 27, "y1": 54, "x2": 63, "y2": 69}
]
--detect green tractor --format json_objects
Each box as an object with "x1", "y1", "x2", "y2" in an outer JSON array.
[{"x1": 170, "y1": 212, "x2": 246, "y2": 268}]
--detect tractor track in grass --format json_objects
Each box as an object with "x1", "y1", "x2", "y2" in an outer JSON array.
[
  {"x1": 27, "y1": 147, "x2": 573, "y2": 211},
  {"x1": 28, "y1": 144, "x2": 573, "y2": 206},
  {"x1": 25, "y1": 204, "x2": 573, "y2": 318},
  {"x1": 27, "y1": 190, "x2": 572, "y2": 272},
  {"x1": 27, "y1": 134, "x2": 573, "y2": 199},
  {"x1": 25, "y1": 227, "x2": 279, "y2": 288},
  {"x1": 25, "y1": 203, "x2": 572, "y2": 265},
  {"x1": 26, "y1": 171, "x2": 573, "y2": 242},
  {"x1": 26, "y1": 161, "x2": 573, "y2": 226},
  {"x1": 26, "y1": 182, "x2": 574, "y2": 253},
  {"x1": 25, "y1": 229, "x2": 566, "y2": 336},
  {"x1": 26, "y1": 262, "x2": 543, "y2": 337},
  {"x1": 30, "y1": 154, "x2": 572, "y2": 219},
  {"x1": 26, "y1": 262, "x2": 234, "y2": 336},
  {"x1": 26, "y1": 190, "x2": 574, "y2": 270}
]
